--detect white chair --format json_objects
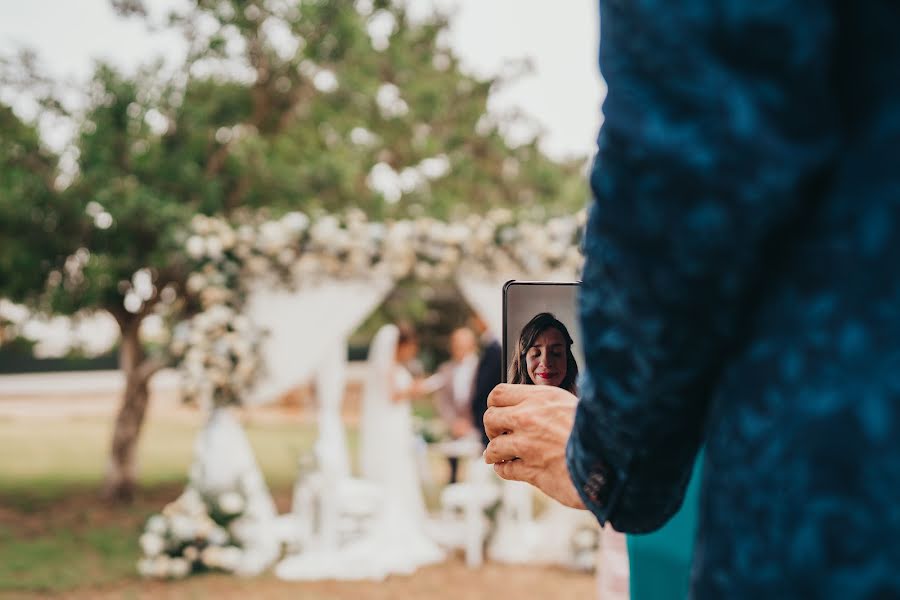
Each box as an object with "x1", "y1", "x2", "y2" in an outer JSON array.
[
  {"x1": 279, "y1": 452, "x2": 383, "y2": 553},
  {"x1": 436, "y1": 451, "x2": 500, "y2": 568}
]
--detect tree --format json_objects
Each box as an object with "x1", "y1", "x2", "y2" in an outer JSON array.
[{"x1": 0, "y1": 0, "x2": 587, "y2": 501}]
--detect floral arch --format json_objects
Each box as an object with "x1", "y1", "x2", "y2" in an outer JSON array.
[
  {"x1": 139, "y1": 207, "x2": 589, "y2": 579},
  {"x1": 172, "y1": 207, "x2": 586, "y2": 409}
]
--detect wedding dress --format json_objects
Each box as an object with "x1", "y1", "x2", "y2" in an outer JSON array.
[
  {"x1": 355, "y1": 324, "x2": 446, "y2": 574},
  {"x1": 276, "y1": 324, "x2": 444, "y2": 580}
]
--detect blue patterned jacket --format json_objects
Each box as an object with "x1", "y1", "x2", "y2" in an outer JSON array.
[{"x1": 566, "y1": 1, "x2": 900, "y2": 597}]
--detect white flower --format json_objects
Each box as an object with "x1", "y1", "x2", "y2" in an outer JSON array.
[
  {"x1": 139, "y1": 532, "x2": 165, "y2": 557},
  {"x1": 235, "y1": 361, "x2": 257, "y2": 383},
  {"x1": 258, "y1": 221, "x2": 288, "y2": 254},
  {"x1": 399, "y1": 166, "x2": 424, "y2": 193},
  {"x1": 217, "y1": 491, "x2": 245, "y2": 515},
  {"x1": 313, "y1": 69, "x2": 339, "y2": 93},
  {"x1": 367, "y1": 162, "x2": 402, "y2": 204},
  {"x1": 367, "y1": 9, "x2": 396, "y2": 52},
  {"x1": 146, "y1": 514, "x2": 167, "y2": 536},
  {"x1": 182, "y1": 545, "x2": 200, "y2": 562},
  {"x1": 488, "y1": 207, "x2": 514, "y2": 224},
  {"x1": 180, "y1": 488, "x2": 206, "y2": 515},
  {"x1": 151, "y1": 555, "x2": 171, "y2": 578},
  {"x1": 418, "y1": 154, "x2": 450, "y2": 179},
  {"x1": 194, "y1": 517, "x2": 214, "y2": 540},
  {"x1": 169, "y1": 557, "x2": 191, "y2": 578},
  {"x1": 191, "y1": 214, "x2": 212, "y2": 235},
  {"x1": 311, "y1": 215, "x2": 340, "y2": 242},
  {"x1": 545, "y1": 242, "x2": 567, "y2": 262},
  {"x1": 232, "y1": 315, "x2": 251, "y2": 332},
  {"x1": 206, "y1": 305, "x2": 234, "y2": 326},
  {"x1": 205, "y1": 237, "x2": 225, "y2": 260},
  {"x1": 200, "y1": 286, "x2": 231, "y2": 307},
  {"x1": 186, "y1": 235, "x2": 205, "y2": 260},
  {"x1": 185, "y1": 273, "x2": 206, "y2": 294},
  {"x1": 136, "y1": 558, "x2": 155, "y2": 578},
  {"x1": 237, "y1": 225, "x2": 256, "y2": 243},
  {"x1": 281, "y1": 211, "x2": 309, "y2": 233},
  {"x1": 375, "y1": 82, "x2": 408, "y2": 117},
  {"x1": 277, "y1": 248, "x2": 297, "y2": 266},
  {"x1": 208, "y1": 525, "x2": 229, "y2": 546},
  {"x1": 446, "y1": 223, "x2": 470, "y2": 245},
  {"x1": 245, "y1": 256, "x2": 269, "y2": 275},
  {"x1": 169, "y1": 515, "x2": 197, "y2": 542},
  {"x1": 219, "y1": 227, "x2": 236, "y2": 250},
  {"x1": 350, "y1": 126, "x2": 379, "y2": 147},
  {"x1": 218, "y1": 546, "x2": 243, "y2": 572},
  {"x1": 201, "y1": 546, "x2": 222, "y2": 569}
]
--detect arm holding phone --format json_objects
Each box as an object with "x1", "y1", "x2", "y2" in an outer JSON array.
[{"x1": 486, "y1": 2, "x2": 836, "y2": 533}]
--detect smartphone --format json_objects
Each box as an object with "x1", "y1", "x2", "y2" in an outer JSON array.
[{"x1": 502, "y1": 280, "x2": 583, "y2": 391}]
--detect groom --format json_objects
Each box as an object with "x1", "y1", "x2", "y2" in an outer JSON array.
[{"x1": 432, "y1": 327, "x2": 479, "y2": 484}]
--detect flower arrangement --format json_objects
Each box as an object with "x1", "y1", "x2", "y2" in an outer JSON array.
[
  {"x1": 172, "y1": 208, "x2": 586, "y2": 407},
  {"x1": 180, "y1": 209, "x2": 585, "y2": 294},
  {"x1": 136, "y1": 487, "x2": 250, "y2": 579},
  {"x1": 169, "y1": 304, "x2": 266, "y2": 408}
]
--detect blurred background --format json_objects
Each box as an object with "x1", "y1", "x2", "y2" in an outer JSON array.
[{"x1": 0, "y1": 1, "x2": 603, "y2": 597}]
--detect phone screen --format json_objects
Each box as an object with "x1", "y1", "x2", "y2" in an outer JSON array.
[{"x1": 502, "y1": 281, "x2": 583, "y2": 392}]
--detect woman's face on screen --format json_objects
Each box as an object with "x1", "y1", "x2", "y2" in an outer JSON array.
[{"x1": 525, "y1": 327, "x2": 567, "y2": 388}]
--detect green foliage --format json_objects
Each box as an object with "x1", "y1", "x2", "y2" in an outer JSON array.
[
  {"x1": 1, "y1": 0, "x2": 586, "y2": 336},
  {"x1": 0, "y1": 105, "x2": 73, "y2": 304},
  {"x1": 0, "y1": 0, "x2": 590, "y2": 501}
]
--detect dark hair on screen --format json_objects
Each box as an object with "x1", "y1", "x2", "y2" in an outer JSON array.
[{"x1": 508, "y1": 312, "x2": 578, "y2": 394}]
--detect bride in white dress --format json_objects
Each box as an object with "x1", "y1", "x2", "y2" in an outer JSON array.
[
  {"x1": 277, "y1": 323, "x2": 444, "y2": 581},
  {"x1": 357, "y1": 323, "x2": 445, "y2": 574}
]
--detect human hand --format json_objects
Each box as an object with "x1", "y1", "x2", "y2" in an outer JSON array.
[
  {"x1": 483, "y1": 383, "x2": 585, "y2": 509},
  {"x1": 451, "y1": 418, "x2": 472, "y2": 438},
  {"x1": 408, "y1": 379, "x2": 428, "y2": 397}
]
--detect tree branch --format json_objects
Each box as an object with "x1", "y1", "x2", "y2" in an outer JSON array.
[{"x1": 137, "y1": 355, "x2": 169, "y2": 381}]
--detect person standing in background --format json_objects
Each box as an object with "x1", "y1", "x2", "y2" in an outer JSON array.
[
  {"x1": 469, "y1": 315, "x2": 502, "y2": 448},
  {"x1": 430, "y1": 327, "x2": 480, "y2": 483}
]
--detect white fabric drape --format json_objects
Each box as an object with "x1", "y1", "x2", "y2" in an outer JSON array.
[
  {"x1": 454, "y1": 272, "x2": 509, "y2": 337},
  {"x1": 188, "y1": 407, "x2": 280, "y2": 576},
  {"x1": 244, "y1": 277, "x2": 394, "y2": 404}
]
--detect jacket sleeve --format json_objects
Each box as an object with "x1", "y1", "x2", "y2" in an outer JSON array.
[
  {"x1": 471, "y1": 341, "x2": 502, "y2": 445},
  {"x1": 567, "y1": 1, "x2": 839, "y2": 532},
  {"x1": 428, "y1": 366, "x2": 456, "y2": 426}
]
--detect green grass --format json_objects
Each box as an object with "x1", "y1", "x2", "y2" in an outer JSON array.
[
  {"x1": 0, "y1": 413, "x2": 321, "y2": 594},
  {"x1": 0, "y1": 415, "x2": 319, "y2": 504},
  {"x1": 0, "y1": 522, "x2": 140, "y2": 593},
  {"x1": 0, "y1": 412, "x2": 455, "y2": 595}
]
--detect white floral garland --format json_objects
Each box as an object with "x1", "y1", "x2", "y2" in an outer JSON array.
[{"x1": 172, "y1": 209, "x2": 586, "y2": 407}]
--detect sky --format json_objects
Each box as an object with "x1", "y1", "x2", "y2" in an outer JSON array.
[{"x1": 0, "y1": 0, "x2": 604, "y2": 160}]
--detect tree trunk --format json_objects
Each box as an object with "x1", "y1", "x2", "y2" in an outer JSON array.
[{"x1": 101, "y1": 313, "x2": 150, "y2": 502}]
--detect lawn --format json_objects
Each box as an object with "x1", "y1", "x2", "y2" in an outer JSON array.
[
  {"x1": 0, "y1": 411, "x2": 315, "y2": 595},
  {"x1": 0, "y1": 409, "x2": 594, "y2": 599}
]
